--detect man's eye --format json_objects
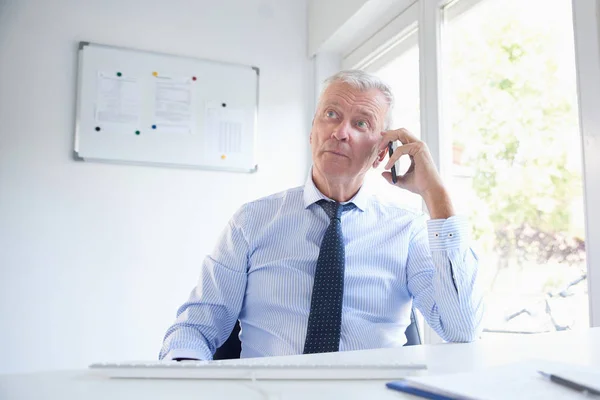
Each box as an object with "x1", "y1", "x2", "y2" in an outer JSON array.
[
  {"x1": 356, "y1": 120, "x2": 368, "y2": 129},
  {"x1": 326, "y1": 110, "x2": 337, "y2": 118}
]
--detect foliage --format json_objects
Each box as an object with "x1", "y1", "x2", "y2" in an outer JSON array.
[{"x1": 446, "y1": 0, "x2": 585, "y2": 267}]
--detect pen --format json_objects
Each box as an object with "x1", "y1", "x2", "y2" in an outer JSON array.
[
  {"x1": 386, "y1": 380, "x2": 476, "y2": 400},
  {"x1": 538, "y1": 371, "x2": 600, "y2": 396},
  {"x1": 387, "y1": 141, "x2": 398, "y2": 184}
]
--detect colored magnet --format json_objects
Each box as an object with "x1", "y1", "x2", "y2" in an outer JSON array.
[
  {"x1": 152, "y1": 125, "x2": 157, "y2": 129},
  {"x1": 116, "y1": 72, "x2": 122, "y2": 77},
  {"x1": 221, "y1": 155, "x2": 226, "y2": 160},
  {"x1": 222, "y1": 103, "x2": 227, "y2": 107},
  {"x1": 152, "y1": 71, "x2": 158, "y2": 77},
  {"x1": 192, "y1": 76, "x2": 197, "y2": 81},
  {"x1": 95, "y1": 127, "x2": 101, "y2": 131},
  {"x1": 135, "y1": 130, "x2": 140, "y2": 135}
]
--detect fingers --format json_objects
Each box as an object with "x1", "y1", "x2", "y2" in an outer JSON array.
[
  {"x1": 384, "y1": 143, "x2": 422, "y2": 170},
  {"x1": 381, "y1": 171, "x2": 393, "y2": 183},
  {"x1": 381, "y1": 171, "x2": 396, "y2": 186},
  {"x1": 381, "y1": 171, "x2": 411, "y2": 189},
  {"x1": 378, "y1": 128, "x2": 420, "y2": 151}
]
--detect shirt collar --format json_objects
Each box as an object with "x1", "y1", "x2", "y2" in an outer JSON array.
[{"x1": 302, "y1": 167, "x2": 370, "y2": 211}]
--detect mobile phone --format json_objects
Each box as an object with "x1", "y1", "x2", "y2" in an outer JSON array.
[{"x1": 387, "y1": 141, "x2": 398, "y2": 184}]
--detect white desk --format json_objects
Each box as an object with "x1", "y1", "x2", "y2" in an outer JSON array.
[{"x1": 1, "y1": 328, "x2": 599, "y2": 400}]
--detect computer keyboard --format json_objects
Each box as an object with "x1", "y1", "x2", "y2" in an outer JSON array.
[{"x1": 88, "y1": 360, "x2": 427, "y2": 380}]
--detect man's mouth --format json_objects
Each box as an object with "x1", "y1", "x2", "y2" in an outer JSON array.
[{"x1": 324, "y1": 150, "x2": 348, "y2": 158}]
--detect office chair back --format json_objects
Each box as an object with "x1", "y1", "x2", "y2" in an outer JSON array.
[{"x1": 213, "y1": 309, "x2": 422, "y2": 360}]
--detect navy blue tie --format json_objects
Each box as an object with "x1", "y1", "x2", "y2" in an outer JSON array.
[{"x1": 303, "y1": 199, "x2": 355, "y2": 354}]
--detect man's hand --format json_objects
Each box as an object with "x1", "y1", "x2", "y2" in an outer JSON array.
[{"x1": 378, "y1": 128, "x2": 455, "y2": 219}]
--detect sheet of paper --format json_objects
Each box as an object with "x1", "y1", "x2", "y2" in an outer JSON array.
[
  {"x1": 95, "y1": 73, "x2": 141, "y2": 125},
  {"x1": 153, "y1": 76, "x2": 193, "y2": 134},
  {"x1": 398, "y1": 360, "x2": 600, "y2": 400},
  {"x1": 204, "y1": 103, "x2": 245, "y2": 155}
]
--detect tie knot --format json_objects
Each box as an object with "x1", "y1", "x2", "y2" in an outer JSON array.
[{"x1": 317, "y1": 200, "x2": 355, "y2": 220}]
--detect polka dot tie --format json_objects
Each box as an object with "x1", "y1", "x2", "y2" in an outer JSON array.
[{"x1": 303, "y1": 200, "x2": 356, "y2": 354}]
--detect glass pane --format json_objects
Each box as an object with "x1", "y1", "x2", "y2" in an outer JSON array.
[
  {"x1": 443, "y1": 0, "x2": 588, "y2": 336},
  {"x1": 367, "y1": 38, "x2": 422, "y2": 210}
]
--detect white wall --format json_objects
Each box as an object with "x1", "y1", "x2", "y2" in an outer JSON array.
[
  {"x1": 308, "y1": 0, "x2": 367, "y2": 55},
  {"x1": 0, "y1": 0, "x2": 310, "y2": 374}
]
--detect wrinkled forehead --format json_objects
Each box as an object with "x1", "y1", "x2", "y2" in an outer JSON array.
[{"x1": 318, "y1": 82, "x2": 389, "y2": 122}]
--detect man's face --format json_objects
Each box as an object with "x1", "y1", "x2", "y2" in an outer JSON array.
[{"x1": 310, "y1": 82, "x2": 389, "y2": 183}]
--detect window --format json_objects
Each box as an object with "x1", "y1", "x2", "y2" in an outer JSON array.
[
  {"x1": 341, "y1": 0, "x2": 600, "y2": 336},
  {"x1": 442, "y1": 0, "x2": 588, "y2": 335}
]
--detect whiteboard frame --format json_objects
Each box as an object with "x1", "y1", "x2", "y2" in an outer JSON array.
[{"x1": 73, "y1": 41, "x2": 260, "y2": 173}]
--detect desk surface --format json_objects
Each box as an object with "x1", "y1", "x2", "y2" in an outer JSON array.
[{"x1": 2, "y1": 328, "x2": 599, "y2": 400}]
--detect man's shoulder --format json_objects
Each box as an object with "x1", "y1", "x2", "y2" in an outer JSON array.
[
  {"x1": 244, "y1": 185, "x2": 304, "y2": 208},
  {"x1": 366, "y1": 196, "x2": 429, "y2": 240},
  {"x1": 234, "y1": 185, "x2": 304, "y2": 221},
  {"x1": 228, "y1": 186, "x2": 304, "y2": 236},
  {"x1": 367, "y1": 194, "x2": 425, "y2": 220}
]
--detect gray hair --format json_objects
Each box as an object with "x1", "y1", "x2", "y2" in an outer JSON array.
[{"x1": 319, "y1": 70, "x2": 395, "y2": 130}]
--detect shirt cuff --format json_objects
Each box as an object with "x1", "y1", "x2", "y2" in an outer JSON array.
[
  {"x1": 427, "y1": 215, "x2": 470, "y2": 252},
  {"x1": 162, "y1": 347, "x2": 212, "y2": 361}
]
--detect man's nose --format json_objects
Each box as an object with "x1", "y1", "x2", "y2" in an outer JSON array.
[{"x1": 332, "y1": 120, "x2": 351, "y2": 141}]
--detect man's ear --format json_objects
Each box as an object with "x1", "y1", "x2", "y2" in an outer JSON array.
[{"x1": 372, "y1": 148, "x2": 387, "y2": 168}]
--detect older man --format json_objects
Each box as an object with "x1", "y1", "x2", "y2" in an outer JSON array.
[{"x1": 159, "y1": 70, "x2": 483, "y2": 361}]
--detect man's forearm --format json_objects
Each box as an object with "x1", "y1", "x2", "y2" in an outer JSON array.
[
  {"x1": 429, "y1": 230, "x2": 484, "y2": 342},
  {"x1": 414, "y1": 217, "x2": 484, "y2": 342},
  {"x1": 423, "y1": 186, "x2": 455, "y2": 220}
]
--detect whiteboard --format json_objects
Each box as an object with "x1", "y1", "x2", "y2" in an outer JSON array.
[{"x1": 74, "y1": 42, "x2": 259, "y2": 172}]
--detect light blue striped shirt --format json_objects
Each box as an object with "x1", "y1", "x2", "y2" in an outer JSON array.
[{"x1": 160, "y1": 173, "x2": 484, "y2": 360}]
